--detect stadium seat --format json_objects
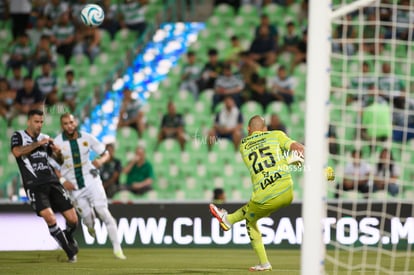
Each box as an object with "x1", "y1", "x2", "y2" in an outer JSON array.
[
  {"x1": 265, "y1": 101, "x2": 291, "y2": 124},
  {"x1": 174, "y1": 89, "x2": 195, "y2": 113},
  {"x1": 157, "y1": 138, "x2": 182, "y2": 161},
  {"x1": 241, "y1": 100, "x2": 264, "y2": 119}
]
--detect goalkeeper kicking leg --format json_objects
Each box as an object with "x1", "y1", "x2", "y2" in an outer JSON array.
[{"x1": 210, "y1": 187, "x2": 293, "y2": 272}]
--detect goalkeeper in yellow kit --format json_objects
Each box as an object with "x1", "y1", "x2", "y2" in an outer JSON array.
[{"x1": 209, "y1": 115, "x2": 305, "y2": 272}]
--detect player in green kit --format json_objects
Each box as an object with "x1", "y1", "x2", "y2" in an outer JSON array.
[{"x1": 210, "y1": 115, "x2": 305, "y2": 272}]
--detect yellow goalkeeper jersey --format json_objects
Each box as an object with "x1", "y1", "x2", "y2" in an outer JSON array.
[{"x1": 239, "y1": 130, "x2": 296, "y2": 204}]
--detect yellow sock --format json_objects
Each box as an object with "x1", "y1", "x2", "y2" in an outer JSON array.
[
  {"x1": 226, "y1": 205, "x2": 246, "y2": 225},
  {"x1": 251, "y1": 239, "x2": 269, "y2": 264}
]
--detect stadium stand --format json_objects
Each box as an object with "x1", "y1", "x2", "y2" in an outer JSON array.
[{"x1": 1, "y1": 0, "x2": 413, "y2": 203}]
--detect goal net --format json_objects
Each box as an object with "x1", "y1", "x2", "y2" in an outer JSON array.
[
  {"x1": 304, "y1": 1, "x2": 414, "y2": 274},
  {"x1": 328, "y1": 0, "x2": 414, "y2": 273}
]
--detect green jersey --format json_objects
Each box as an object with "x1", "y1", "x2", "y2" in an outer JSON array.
[
  {"x1": 126, "y1": 161, "x2": 155, "y2": 186},
  {"x1": 239, "y1": 130, "x2": 295, "y2": 204}
]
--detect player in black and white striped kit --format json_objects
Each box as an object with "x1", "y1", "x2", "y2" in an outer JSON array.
[{"x1": 10, "y1": 109, "x2": 79, "y2": 263}]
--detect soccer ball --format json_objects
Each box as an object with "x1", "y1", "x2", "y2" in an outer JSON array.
[{"x1": 80, "y1": 4, "x2": 104, "y2": 27}]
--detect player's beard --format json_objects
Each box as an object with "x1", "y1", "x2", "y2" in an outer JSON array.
[
  {"x1": 64, "y1": 129, "x2": 77, "y2": 139},
  {"x1": 28, "y1": 125, "x2": 41, "y2": 138}
]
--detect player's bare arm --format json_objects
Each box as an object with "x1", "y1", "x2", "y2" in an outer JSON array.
[
  {"x1": 49, "y1": 141, "x2": 64, "y2": 165},
  {"x1": 54, "y1": 168, "x2": 77, "y2": 191},
  {"x1": 12, "y1": 137, "x2": 52, "y2": 158},
  {"x1": 132, "y1": 178, "x2": 153, "y2": 191},
  {"x1": 92, "y1": 150, "x2": 110, "y2": 169},
  {"x1": 290, "y1": 142, "x2": 305, "y2": 158}
]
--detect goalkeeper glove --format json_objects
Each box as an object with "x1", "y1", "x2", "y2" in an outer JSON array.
[{"x1": 325, "y1": 166, "x2": 335, "y2": 181}]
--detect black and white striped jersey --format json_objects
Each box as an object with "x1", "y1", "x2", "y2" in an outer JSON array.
[{"x1": 11, "y1": 130, "x2": 58, "y2": 188}]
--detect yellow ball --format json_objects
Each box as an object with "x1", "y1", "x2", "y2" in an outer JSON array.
[{"x1": 325, "y1": 166, "x2": 335, "y2": 181}]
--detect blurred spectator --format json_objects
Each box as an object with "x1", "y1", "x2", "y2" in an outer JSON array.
[
  {"x1": 255, "y1": 14, "x2": 278, "y2": 50},
  {"x1": 118, "y1": 88, "x2": 145, "y2": 137},
  {"x1": 99, "y1": 143, "x2": 122, "y2": 199},
  {"x1": 6, "y1": 33, "x2": 34, "y2": 77},
  {"x1": 328, "y1": 124, "x2": 339, "y2": 155},
  {"x1": 34, "y1": 61, "x2": 58, "y2": 105},
  {"x1": 298, "y1": 0, "x2": 308, "y2": 28},
  {"x1": 378, "y1": 62, "x2": 405, "y2": 100},
  {"x1": 392, "y1": 96, "x2": 414, "y2": 142},
  {"x1": 198, "y1": 48, "x2": 224, "y2": 92},
  {"x1": 248, "y1": 73, "x2": 271, "y2": 111},
  {"x1": 179, "y1": 51, "x2": 201, "y2": 100},
  {"x1": 238, "y1": 51, "x2": 260, "y2": 93},
  {"x1": 60, "y1": 69, "x2": 79, "y2": 112},
  {"x1": 100, "y1": 0, "x2": 121, "y2": 40},
  {"x1": 362, "y1": 12, "x2": 385, "y2": 55},
  {"x1": 30, "y1": 0, "x2": 48, "y2": 18},
  {"x1": 73, "y1": 25, "x2": 101, "y2": 63},
  {"x1": 267, "y1": 113, "x2": 287, "y2": 132},
  {"x1": 214, "y1": 0, "x2": 240, "y2": 12},
  {"x1": 249, "y1": 25, "x2": 277, "y2": 67},
  {"x1": 70, "y1": 0, "x2": 88, "y2": 27},
  {"x1": 0, "y1": 77, "x2": 15, "y2": 121},
  {"x1": 122, "y1": 146, "x2": 155, "y2": 195},
  {"x1": 9, "y1": 0, "x2": 32, "y2": 40},
  {"x1": 373, "y1": 148, "x2": 399, "y2": 196},
  {"x1": 335, "y1": 149, "x2": 370, "y2": 198},
  {"x1": 51, "y1": 12, "x2": 75, "y2": 64},
  {"x1": 268, "y1": 65, "x2": 295, "y2": 107},
  {"x1": 208, "y1": 96, "x2": 243, "y2": 151},
  {"x1": 118, "y1": 0, "x2": 148, "y2": 35},
  {"x1": 33, "y1": 34, "x2": 56, "y2": 67},
  {"x1": 212, "y1": 64, "x2": 244, "y2": 112},
  {"x1": 212, "y1": 187, "x2": 226, "y2": 205},
  {"x1": 349, "y1": 61, "x2": 376, "y2": 106},
  {"x1": 332, "y1": 13, "x2": 356, "y2": 55},
  {"x1": 222, "y1": 35, "x2": 244, "y2": 66},
  {"x1": 379, "y1": 0, "x2": 393, "y2": 39},
  {"x1": 7, "y1": 65, "x2": 24, "y2": 92},
  {"x1": 9, "y1": 76, "x2": 43, "y2": 123},
  {"x1": 27, "y1": 15, "x2": 53, "y2": 47},
  {"x1": 282, "y1": 21, "x2": 301, "y2": 54},
  {"x1": 361, "y1": 97, "x2": 392, "y2": 146},
  {"x1": 156, "y1": 101, "x2": 186, "y2": 151},
  {"x1": 290, "y1": 29, "x2": 307, "y2": 73},
  {"x1": 0, "y1": 0, "x2": 9, "y2": 27},
  {"x1": 394, "y1": 0, "x2": 412, "y2": 40},
  {"x1": 43, "y1": 0, "x2": 69, "y2": 27}
]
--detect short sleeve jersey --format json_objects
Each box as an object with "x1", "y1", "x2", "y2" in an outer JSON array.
[
  {"x1": 54, "y1": 131, "x2": 106, "y2": 189},
  {"x1": 239, "y1": 130, "x2": 295, "y2": 203},
  {"x1": 126, "y1": 161, "x2": 155, "y2": 186},
  {"x1": 362, "y1": 102, "x2": 392, "y2": 138},
  {"x1": 161, "y1": 114, "x2": 184, "y2": 128},
  {"x1": 10, "y1": 130, "x2": 58, "y2": 188}
]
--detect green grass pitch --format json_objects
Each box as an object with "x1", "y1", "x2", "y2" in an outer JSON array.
[{"x1": 0, "y1": 248, "x2": 413, "y2": 274}]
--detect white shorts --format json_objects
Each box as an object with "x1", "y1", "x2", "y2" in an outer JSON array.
[{"x1": 70, "y1": 174, "x2": 107, "y2": 216}]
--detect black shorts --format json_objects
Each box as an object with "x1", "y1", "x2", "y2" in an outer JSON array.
[{"x1": 25, "y1": 182, "x2": 74, "y2": 216}]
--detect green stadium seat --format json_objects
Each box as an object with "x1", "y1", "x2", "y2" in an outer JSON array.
[
  {"x1": 70, "y1": 54, "x2": 90, "y2": 68},
  {"x1": 213, "y1": 3, "x2": 235, "y2": 18},
  {"x1": 0, "y1": 28, "x2": 12, "y2": 46},
  {"x1": 238, "y1": 4, "x2": 258, "y2": 18},
  {"x1": 10, "y1": 115, "x2": 27, "y2": 130},
  {"x1": 114, "y1": 28, "x2": 137, "y2": 46},
  {"x1": 183, "y1": 113, "x2": 199, "y2": 135},
  {"x1": 174, "y1": 89, "x2": 195, "y2": 113},
  {"x1": 144, "y1": 3, "x2": 163, "y2": 21},
  {"x1": 157, "y1": 138, "x2": 181, "y2": 161},
  {"x1": 241, "y1": 100, "x2": 264, "y2": 119},
  {"x1": 99, "y1": 29, "x2": 112, "y2": 52},
  {"x1": 265, "y1": 101, "x2": 291, "y2": 124}
]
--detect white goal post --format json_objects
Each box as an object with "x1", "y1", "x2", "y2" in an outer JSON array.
[{"x1": 301, "y1": 0, "x2": 402, "y2": 275}]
